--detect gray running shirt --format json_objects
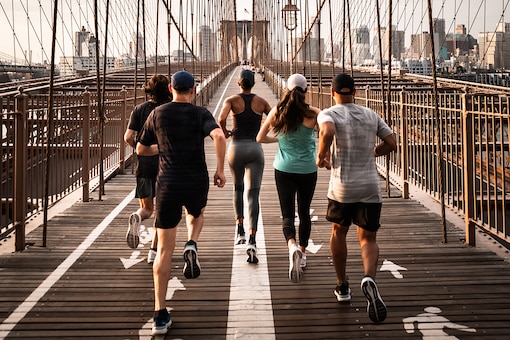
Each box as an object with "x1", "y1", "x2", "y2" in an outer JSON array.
[{"x1": 317, "y1": 103, "x2": 393, "y2": 203}]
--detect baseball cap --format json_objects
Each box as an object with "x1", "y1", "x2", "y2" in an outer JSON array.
[
  {"x1": 239, "y1": 69, "x2": 255, "y2": 87},
  {"x1": 171, "y1": 70, "x2": 195, "y2": 91},
  {"x1": 287, "y1": 74, "x2": 307, "y2": 91},
  {"x1": 332, "y1": 73, "x2": 355, "y2": 95}
]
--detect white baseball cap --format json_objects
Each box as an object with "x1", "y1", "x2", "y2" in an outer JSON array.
[{"x1": 287, "y1": 74, "x2": 307, "y2": 91}]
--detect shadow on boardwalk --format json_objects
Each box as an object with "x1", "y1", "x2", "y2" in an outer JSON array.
[{"x1": 0, "y1": 67, "x2": 509, "y2": 339}]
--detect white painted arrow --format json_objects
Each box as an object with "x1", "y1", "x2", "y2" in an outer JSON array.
[
  {"x1": 306, "y1": 239, "x2": 322, "y2": 254},
  {"x1": 380, "y1": 259, "x2": 408, "y2": 279},
  {"x1": 120, "y1": 250, "x2": 145, "y2": 269}
]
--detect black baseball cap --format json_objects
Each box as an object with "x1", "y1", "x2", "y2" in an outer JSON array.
[{"x1": 332, "y1": 73, "x2": 355, "y2": 95}]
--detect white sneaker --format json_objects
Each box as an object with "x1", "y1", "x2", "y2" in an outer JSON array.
[
  {"x1": 126, "y1": 212, "x2": 141, "y2": 249},
  {"x1": 289, "y1": 245, "x2": 303, "y2": 283},
  {"x1": 147, "y1": 249, "x2": 157, "y2": 264},
  {"x1": 300, "y1": 252, "x2": 307, "y2": 268},
  {"x1": 246, "y1": 244, "x2": 259, "y2": 264}
]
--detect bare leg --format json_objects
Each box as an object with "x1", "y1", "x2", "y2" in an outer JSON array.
[
  {"x1": 153, "y1": 227, "x2": 176, "y2": 311},
  {"x1": 357, "y1": 226, "x2": 379, "y2": 278},
  {"x1": 330, "y1": 223, "x2": 349, "y2": 284},
  {"x1": 185, "y1": 208, "x2": 204, "y2": 242}
]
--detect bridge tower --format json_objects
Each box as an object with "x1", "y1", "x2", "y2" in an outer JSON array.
[{"x1": 219, "y1": 20, "x2": 270, "y2": 66}]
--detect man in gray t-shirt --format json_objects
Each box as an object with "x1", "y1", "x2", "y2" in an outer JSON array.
[{"x1": 317, "y1": 73, "x2": 396, "y2": 324}]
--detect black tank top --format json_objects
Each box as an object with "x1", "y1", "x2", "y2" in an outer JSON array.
[{"x1": 231, "y1": 94, "x2": 262, "y2": 140}]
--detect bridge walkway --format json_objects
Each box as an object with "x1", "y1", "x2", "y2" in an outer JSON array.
[{"x1": 0, "y1": 67, "x2": 509, "y2": 339}]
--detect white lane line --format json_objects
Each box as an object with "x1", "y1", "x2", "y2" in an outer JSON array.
[
  {"x1": 0, "y1": 189, "x2": 135, "y2": 338},
  {"x1": 211, "y1": 67, "x2": 239, "y2": 118},
  {"x1": 227, "y1": 199, "x2": 276, "y2": 339}
]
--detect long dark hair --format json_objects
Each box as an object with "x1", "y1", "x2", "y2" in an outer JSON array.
[{"x1": 271, "y1": 87, "x2": 314, "y2": 134}]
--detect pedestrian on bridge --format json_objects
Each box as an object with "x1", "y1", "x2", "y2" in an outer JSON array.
[
  {"x1": 257, "y1": 73, "x2": 320, "y2": 283},
  {"x1": 124, "y1": 74, "x2": 172, "y2": 264},
  {"x1": 136, "y1": 70, "x2": 227, "y2": 336},
  {"x1": 317, "y1": 73, "x2": 396, "y2": 323},
  {"x1": 218, "y1": 69, "x2": 272, "y2": 264}
]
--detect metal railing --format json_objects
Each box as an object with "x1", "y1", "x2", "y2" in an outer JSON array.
[{"x1": 0, "y1": 63, "x2": 236, "y2": 251}]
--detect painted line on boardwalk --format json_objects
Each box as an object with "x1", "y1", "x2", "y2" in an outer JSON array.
[
  {"x1": 211, "y1": 67, "x2": 239, "y2": 118},
  {"x1": 0, "y1": 189, "x2": 135, "y2": 338},
  {"x1": 227, "y1": 200, "x2": 275, "y2": 339}
]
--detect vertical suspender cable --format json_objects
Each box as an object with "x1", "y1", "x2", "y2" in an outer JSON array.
[
  {"x1": 155, "y1": 0, "x2": 159, "y2": 73},
  {"x1": 234, "y1": 0, "x2": 238, "y2": 64},
  {"x1": 42, "y1": 0, "x2": 59, "y2": 247},
  {"x1": 328, "y1": 0, "x2": 334, "y2": 80},
  {"x1": 252, "y1": 0, "x2": 255, "y2": 65},
  {"x1": 94, "y1": 0, "x2": 104, "y2": 200},
  {"x1": 100, "y1": 0, "x2": 110, "y2": 193},
  {"x1": 427, "y1": 0, "x2": 447, "y2": 243},
  {"x1": 346, "y1": 0, "x2": 353, "y2": 76},
  {"x1": 142, "y1": 0, "x2": 148, "y2": 85},
  {"x1": 101, "y1": 0, "x2": 110, "y2": 122},
  {"x1": 167, "y1": 0, "x2": 172, "y2": 76},
  {"x1": 342, "y1": 0, "x2": 346, "y2": 72},
  {"x1": 385, "y1": 0, "x2": 393, "y2": 196},
  {"x1": 376, "y1": 0, "x2": 386, "y2": 119}
]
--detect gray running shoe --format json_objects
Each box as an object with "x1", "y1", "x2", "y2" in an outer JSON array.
[
  {"x1": 361, "y1": 276, "x2": 387, "y2": 323},
  {"x1": 183, "y1": 242, "x2": 201, "y2": 279},
  {"x1": 126, "y1": 212, "x2": 141, "y2": 249}
]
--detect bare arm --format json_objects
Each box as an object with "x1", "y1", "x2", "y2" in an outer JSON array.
[
  {"x1": 218, "y1": 98, "x2": 232, "y2": 139},
  {"x1": 317, "y1": 121, "x2": 335, "y2": 169},
  {"x1": 256, "y1": 107, "x2": 278, "y2": 143},
  {"x1": 374, "y1": 133, "x2": 397, "y2": 157},
  {"x1": 124, "y1": 129, "x2": 136, "y2": 148},
  {"x1": 136, "y1": 143, "x2": 158, "y2": 156},
  {"x1": 210, "y1": 127, "x2": 227, "y2": 188}
]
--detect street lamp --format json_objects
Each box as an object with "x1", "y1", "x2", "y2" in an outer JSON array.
[{"x1": 282, "y1": 1, "x2": 299, "y2": 74}]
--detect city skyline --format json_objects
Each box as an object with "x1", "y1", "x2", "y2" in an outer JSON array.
[{"x1": 0, "y1": 0, "x2": 507, "y2": 65}]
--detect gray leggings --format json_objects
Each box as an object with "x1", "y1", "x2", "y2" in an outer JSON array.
[{"x1": 228, "y1": 139, "x2": 265, "y2": 232}]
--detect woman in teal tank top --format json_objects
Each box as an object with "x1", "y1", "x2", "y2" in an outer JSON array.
[{"x1": 257, "y1": 73, "x2": 321, "y2": 284}]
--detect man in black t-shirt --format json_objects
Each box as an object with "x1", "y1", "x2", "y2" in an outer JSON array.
[
  {"x1": 124, "y1": 74, "x2": 171, "y2": 264},
  {"x1": 137, "y1": 70, "x2": 226, "y2": 336}
]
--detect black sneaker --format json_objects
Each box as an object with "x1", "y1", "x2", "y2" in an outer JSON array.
[
  {"x1": 334, "y1": 282, "x2": 352, "y2": 302},
  {"x1": 126, "y1": 212, "x2": 141, "y2": 249},
  {"x1": 246, "y1": 244, "x2": 259, "y2": 264},
  {"x1": 183, "y1": 242, "x2": 201, "y2": 279},
  {"x1": 361, "y1": 276, "x2": 387, "y2": 323},
  {"x1": 151, "y1": 308, "x2": 171, "y2": 335}
]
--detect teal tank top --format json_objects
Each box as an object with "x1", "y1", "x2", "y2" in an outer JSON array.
[{"x1": 273, "y1": 124, "x2": 317, "y2": 174}]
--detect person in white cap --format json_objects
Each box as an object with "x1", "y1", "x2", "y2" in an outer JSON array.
[{"x1": 257, "y1": 73, "x2": 320, "y2": 283}]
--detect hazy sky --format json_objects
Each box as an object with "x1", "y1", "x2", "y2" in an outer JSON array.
[{"x1": 0, "y1": 0, "x2": 506, "y2": 64}]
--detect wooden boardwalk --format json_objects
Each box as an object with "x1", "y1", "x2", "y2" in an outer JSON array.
[{"x1": 1, "y1": 67, "x2": 510, "y2": 339}]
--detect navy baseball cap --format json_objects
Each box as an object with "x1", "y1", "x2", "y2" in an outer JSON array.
[{"x1": 171, "y1": 70, "x2": 195, "y2": 91}]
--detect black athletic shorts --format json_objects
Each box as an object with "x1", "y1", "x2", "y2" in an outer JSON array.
[{"x1": 326, "y1": 199, "x2": 382, "y2": 232}]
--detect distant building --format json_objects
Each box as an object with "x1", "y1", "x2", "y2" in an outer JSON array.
[
  {"x1": 478, "y1": 22, "x2": 510, "y2": 69},
  {"x1": 197, "y1": 25, "x2": 217, "y2": 62},
  {"x1": 351, "y1": 26, "x2": 371, "y2": 65},
  {"x1": 372, "y1": 25, "x2": 405, "y2": 63},
  {"x1": 393, "y1": 58, "x2": 432, "y2": 75},
  {"x1": 59, "y1": 28, "x2": 115, "y2": 76},
  {"x1": 445, "y1": 24, "x2": 477, "y2": 59}
]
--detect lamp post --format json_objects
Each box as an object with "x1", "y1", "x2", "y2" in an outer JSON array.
[{"x1": 282, "y1": 1, "x2": 299, "y2": 75}]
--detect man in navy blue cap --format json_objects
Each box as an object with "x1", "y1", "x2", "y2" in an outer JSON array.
[{"x1": 137, "y1": 70, "x2": 227, "y2": 335}]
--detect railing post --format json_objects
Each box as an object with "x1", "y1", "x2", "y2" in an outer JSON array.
[
  {"x1": 400, "y1": 87, "x2": 409, "y2": 198},
  {"x1": 119, "y1": 86, "x2": 127, "y2": 174},
  {"x1": 462, "y1": 93, "x2": 476, "y2": 246},
  {"x1": 14, "y1": 87, "x2": 28, "y2": 251},
  {"x1": 82, "y1": 87, "x2": 90, "y2": 202}
]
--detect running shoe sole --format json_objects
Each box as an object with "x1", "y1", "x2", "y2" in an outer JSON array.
[
  {"x1": 152, "y1": 317, "x2": 172, "y2": 335},
  {"x1": 246, "y1": 246, "x2": 259, "y2": 264},
  {"x1": 289, "y1": 249, "x2": 303, "y2": 283},
  {"x1": 361, "y1": 277, "x2": 387, "y2": 323},
  {"x1": 147, "y1": 249, "x2": 157, "y2": 264},
  {"x1": 126, "y1": 213, "x2": 141, "y2": 249},
  {"x1": 334, "y1": 287, "x2": 352, "y2": 302},
  {"x1": 236, "y1": 234, "x2": 246, "y2": 245},
  {"x1": 183, "y1": 246, "x2": 201, "y2": 279}
]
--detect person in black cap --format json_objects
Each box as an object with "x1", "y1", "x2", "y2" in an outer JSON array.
[
  {"x1": 257, "y1": 73, "x2": 320, "y2": 284},
  {"x1": 137, "y1": 70, "x2": 227, "y2": 335},
  {"x1": 218, "y1": 68, "x2": 271, "y2": 264},
  {"x1": 124, "y1": 74, "x2": 172, "y2": 264},
  {"x1": 317, "y1": 73, "x2": 396, "y2": 323}
]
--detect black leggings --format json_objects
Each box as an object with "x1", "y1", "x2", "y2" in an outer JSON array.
[{"x1": 274, "y1": 169, "x2": 317, "y2": 248}]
